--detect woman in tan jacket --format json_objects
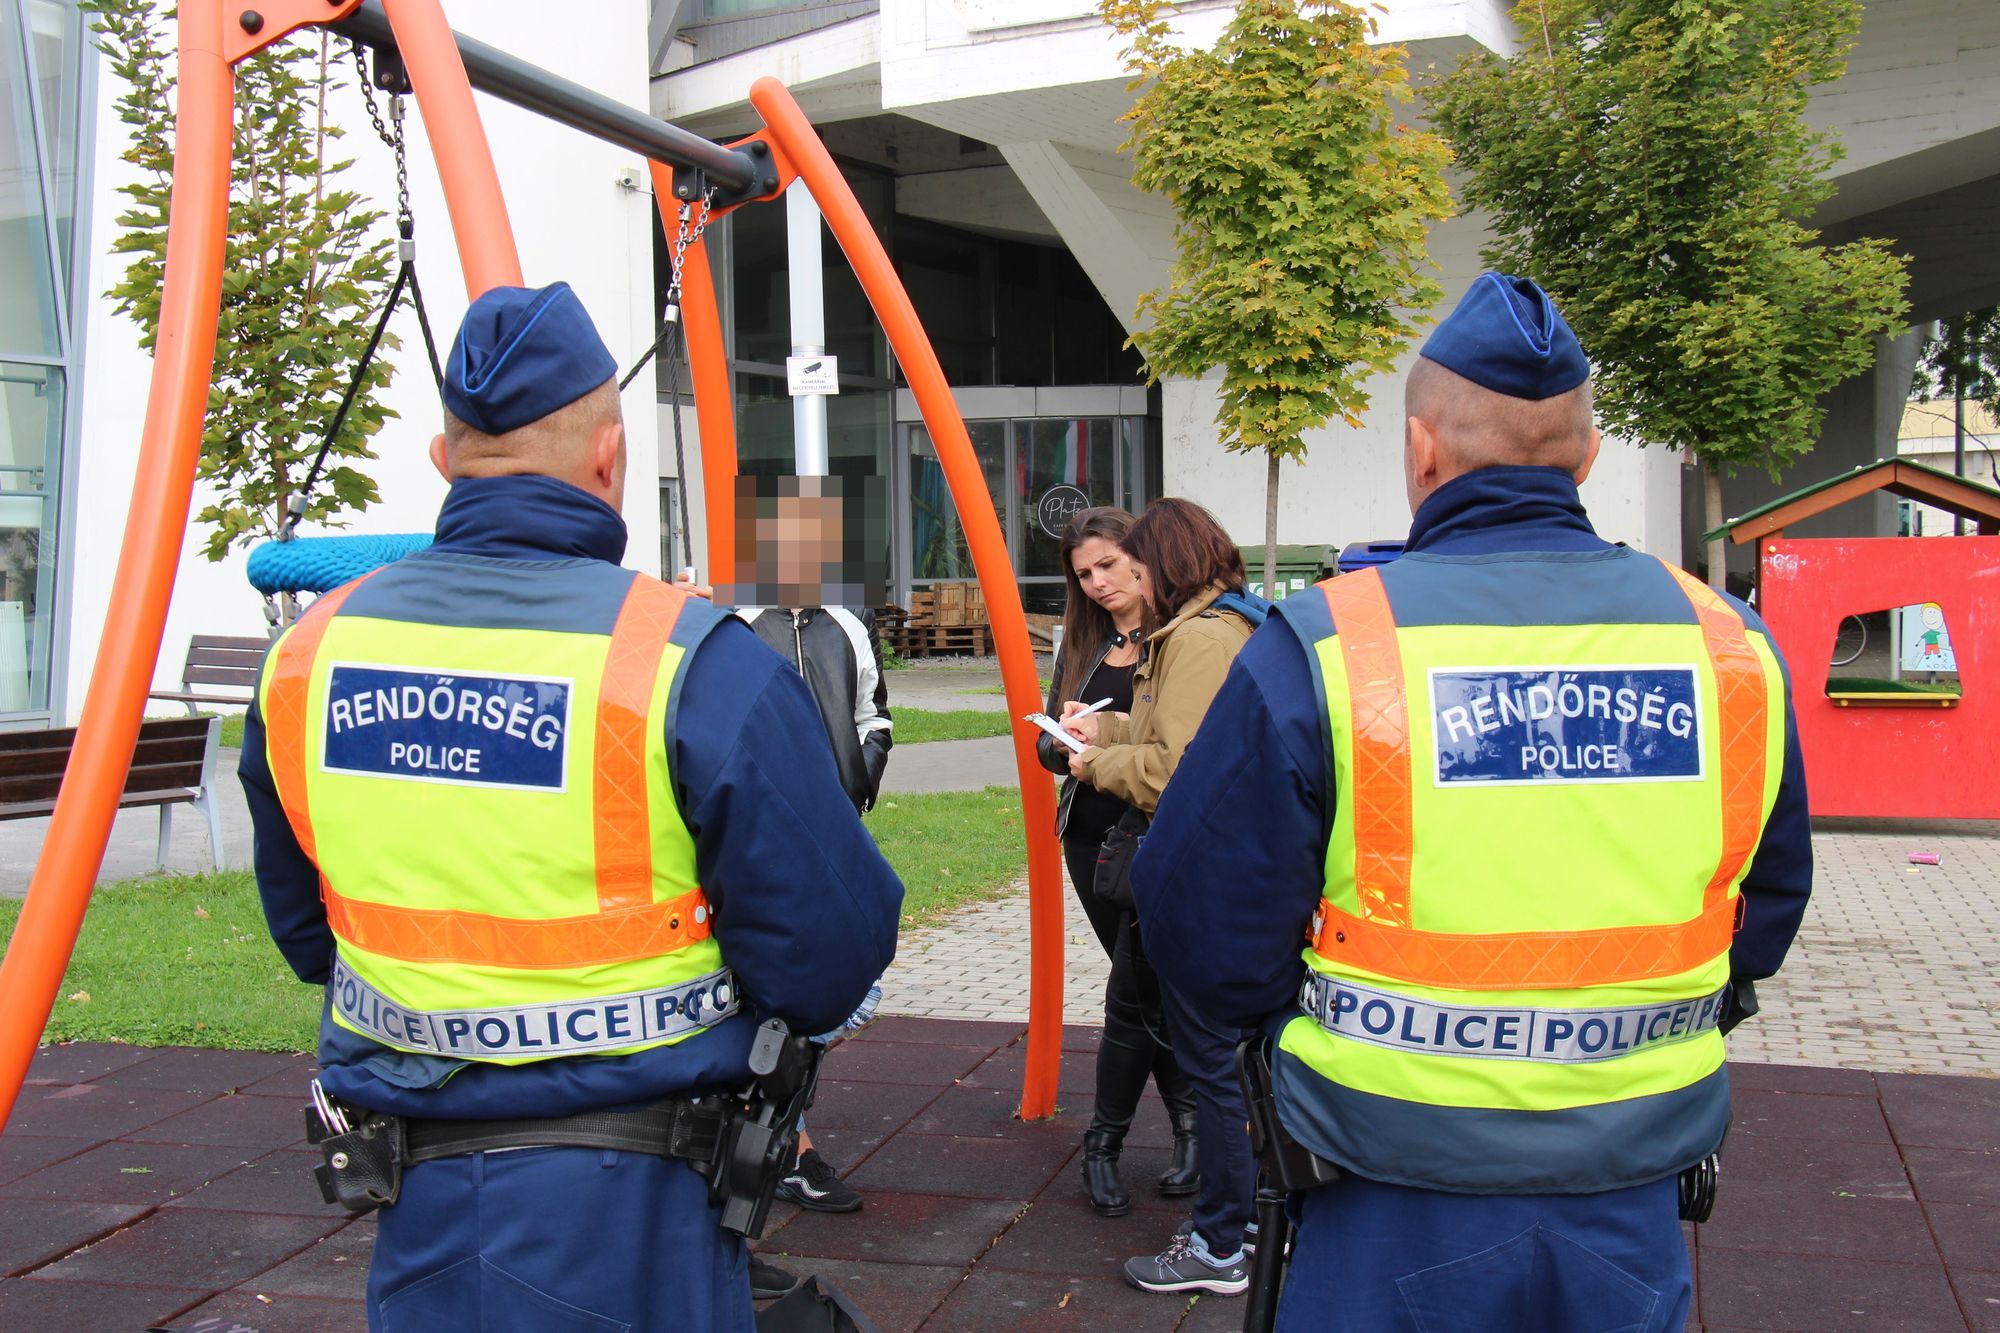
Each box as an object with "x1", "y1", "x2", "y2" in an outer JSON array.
[{"x1": 1060, "y1": 497, "x2": 1269, "y2": 1297}]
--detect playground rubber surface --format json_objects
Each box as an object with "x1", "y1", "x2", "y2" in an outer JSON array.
[{"x1": 3, "y1": 1020, "x2": 1995, "y2": 1330}]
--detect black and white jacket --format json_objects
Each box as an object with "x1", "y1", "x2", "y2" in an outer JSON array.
[{"x1": 734, "y1": 606, "x2": 893, "y2": 813}]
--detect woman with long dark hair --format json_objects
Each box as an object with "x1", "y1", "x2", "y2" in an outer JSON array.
[
  {"x1": 1059, "y1": 496, "x2": 1267, "y2": 1297},
  {"x1": 1036, "y1": 508, "x2": 1199, "y2": 1219}
]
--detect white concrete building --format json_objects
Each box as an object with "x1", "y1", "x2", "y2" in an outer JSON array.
[
  {"x1": 1, "y1": 0, "x2": 1993, "y2": 727},
  {"x1": 2, "y1": 1, "x2": 662, "y2": 726},
  {"x1": 652, "y1": 0, "x2": 1997, "y2": 601}
]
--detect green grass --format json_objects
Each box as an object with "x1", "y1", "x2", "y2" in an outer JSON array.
[
  {"x1": 2, "y1": 787, "x2": 1029, "y2": 1052},
  {"x1": 149, "y1": 712, "x2": 246, "y2": 748},
  {"x1": 870, "y1": 785, "x2": 1026, "y2": 923},
  {"x1": 896, "y1": 707, "x2": 1011, "y2": 742},
  {"x1": 0, "y1": 870, "x2": 320, "y2": 1052}
]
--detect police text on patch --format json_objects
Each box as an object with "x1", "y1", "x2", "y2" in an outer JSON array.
[
  {"x1": 331, "y1": 956, "x2": 738, "y2": 1057},
  {"x1": 1301, "y1": 972, "x2": 1727, "y2": 1064},
  {"x1": 321, "y1": 664, "x2": 572, "y2": 790},
  {"x1": 1428, "y1": 666, "x2": 1704, "y2": 786}
]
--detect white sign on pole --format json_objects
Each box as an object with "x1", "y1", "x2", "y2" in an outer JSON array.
[{"x1": 786, "y1": 355, "x2": 840, "y2": 397}]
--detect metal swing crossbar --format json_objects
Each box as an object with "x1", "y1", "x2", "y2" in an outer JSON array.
[{"x1": 0, "y1": 0, "x2": 1065, "y2": 1132}]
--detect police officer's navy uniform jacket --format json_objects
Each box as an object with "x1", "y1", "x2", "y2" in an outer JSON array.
[
  {"x1": 240, "y1": 474, "x2": 904, "y2": 1120},
  {"x1": 1131, "y1": 465, "x2": 1811, "y2": 1330}
]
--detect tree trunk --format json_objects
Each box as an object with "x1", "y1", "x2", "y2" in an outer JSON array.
[
  {"x1": 1264, "y1": 453, "x2": 1280, "y2": 599},
  {"x1": 1702, "y1": 458, "x2": 1727, "y2": 591}
]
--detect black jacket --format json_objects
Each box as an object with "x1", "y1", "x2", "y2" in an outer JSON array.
[{"x1": 736, "y1": 606, "x2": 893, "y2": 813}]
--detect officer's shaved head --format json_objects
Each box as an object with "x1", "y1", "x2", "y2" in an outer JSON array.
[
  {"x1": 441, "y1": 379, "x2": 622, "y2": 474},
  {"x1": 431, "y1": 378, "x2": 627, "y2": 509},
  {"x1": 1406, "y1": 357, "x2": 1595, "y2": 473}
]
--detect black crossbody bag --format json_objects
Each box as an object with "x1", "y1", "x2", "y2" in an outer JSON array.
[{"x1": 1092, "y1": 805, "x2": 1152, "y2": 909}]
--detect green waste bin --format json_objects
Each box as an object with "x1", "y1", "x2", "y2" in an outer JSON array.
[{"x1": 1238, "y1": 545, "x2": 1336, "y2": 603}]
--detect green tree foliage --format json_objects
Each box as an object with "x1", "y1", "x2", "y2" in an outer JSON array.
[
  {"x1": 87, "y1": 0, "x2": 397, "y2": 561},
  {"x1": 1100, "y1": 0, "x2": 1453, "y2": 587},
  {"x1": 1430, "y1": 0, "x2": 1909, "y2": 584},
  {"x1": 1913, "y1": 308, "x2": 2000, "y2": 405}
]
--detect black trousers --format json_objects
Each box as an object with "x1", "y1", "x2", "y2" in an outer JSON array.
[{"x1": 1063, "y1": 834, "x2": 1195, "y2": 1136}]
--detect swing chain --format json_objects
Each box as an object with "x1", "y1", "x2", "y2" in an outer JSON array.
[
  {"x1": 351, "y1": 41, "x2": 414, "y2": 240},
  {"x1": 665, "y1": 188, "x2": 716, "y2": 314}
]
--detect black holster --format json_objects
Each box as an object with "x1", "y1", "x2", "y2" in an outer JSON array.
[
  {"x1": 694, "y1": 1018, "x2": 824, "y2": 1239},
  {"x1": 1237, "y1": 1035, "x2": 1342, "y2": 1333},
  {"x1": 304, "y1": 1103, "x2": 404, "y2": 1213}
]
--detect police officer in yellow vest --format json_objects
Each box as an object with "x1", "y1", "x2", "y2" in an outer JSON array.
[
  {"x1": 239, "y1": 282, "x2": 904, "y2": 1332},
  {"x1": 1129, "y1": 275, "x2": 1812, "y2": 1328}
]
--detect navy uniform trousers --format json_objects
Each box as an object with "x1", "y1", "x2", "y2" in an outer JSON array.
[
  {"x1": 367, "y1": 1146, "x2": 753, "y2": 1333},
  {"x1": 1275, "y1": 1173, "x2": 1691, "y2": 1333}
]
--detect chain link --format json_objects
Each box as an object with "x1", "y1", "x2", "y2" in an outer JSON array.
[
  {"x1": 666, "y1": 188, "x2": 717, "y2": 309},
  {"x1": 350, "y1": 42, "x2": 412, "y2": 232}
]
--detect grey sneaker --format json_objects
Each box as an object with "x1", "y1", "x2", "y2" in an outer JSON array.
[{"x1": 1123, "y1": 1228, "x2": 1250, "y2": 1295}]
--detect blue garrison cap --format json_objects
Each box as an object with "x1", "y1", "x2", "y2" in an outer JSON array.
[
  {"x1": 1419, "y1": 274, "x2": 1589, "y2": 400},
  {"x1": 443, "y1": 283, "x2": 618, "y2": 435}
]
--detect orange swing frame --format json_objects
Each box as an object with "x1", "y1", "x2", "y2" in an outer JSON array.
[{"x1": 0, "y1": 0, "x2": 1064, "y2": 1131}]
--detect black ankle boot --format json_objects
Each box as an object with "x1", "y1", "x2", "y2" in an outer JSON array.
[
  {"x1": 1158, "y1": 1109, "x2": 1199, "y2": 1197},
  {"x1": 1082, "y1": 1129, "x2": 1131, "y2": 1216}
]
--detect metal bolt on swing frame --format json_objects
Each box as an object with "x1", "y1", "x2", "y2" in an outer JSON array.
[{"x1": 0, "y1": 0, "x2": 1065, "y2": 1131}]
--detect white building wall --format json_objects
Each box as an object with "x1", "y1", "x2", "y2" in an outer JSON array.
[{"x1": 64, "y1": 2, "x2": 661, "y2": 721}]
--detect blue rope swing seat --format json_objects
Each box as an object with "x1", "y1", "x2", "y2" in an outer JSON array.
[{"x1": 246, "y1": 532, "x2": 433, "y2": 597}]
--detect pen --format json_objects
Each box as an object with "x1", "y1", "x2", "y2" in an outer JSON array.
[{"x1": 1069, "y1": 697, "x2": 1114, "y2": 720}]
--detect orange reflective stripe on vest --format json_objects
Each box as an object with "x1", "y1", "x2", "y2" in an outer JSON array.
[
  {"x1": 1309, "y1": 566, "x2": 1763, "y2": 991},
  {"x1": 594, "y1": 577, "x2": 684, "y2": 913},
  {"x1": 1324, "y1": 571, "x2": 1416, "y2": 930},
  {"x1": 266, "y1": 577, "x2": 369, "y2": 869},
  {"x1": 265, "y1": 576, "x2": 715, "y2": 970},
  {"x1": 1662, "y1": 565, "x2": 1771, "y2": 918}
]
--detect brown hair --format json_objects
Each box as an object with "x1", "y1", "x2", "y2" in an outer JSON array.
[
  {"x1": 1055, "y1": 506, "x2": 1137, "y2": 706},
  {"x1": 1122, "y1": 497, "x2": 1245, "y2": 631}
]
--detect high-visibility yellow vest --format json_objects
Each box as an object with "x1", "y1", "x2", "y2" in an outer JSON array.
[
  {"x1": 259, "y1": 574, "x2": 734, "y2": 1066},
  {"x1": 1276, "y1": 559, "x2": 1786, "y2": 1191}
]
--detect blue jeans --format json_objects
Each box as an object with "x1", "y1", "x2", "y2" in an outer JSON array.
[
  {"x1": 1157, "y1": 977, "x2": 1256, "y2": 1255},
  {"x1": 370, "y1": 1147, "x2": 753, "y2": 1333},
  {"x1": 1276, "y1": 1172, "x2": 1692, "y2": 1332}
]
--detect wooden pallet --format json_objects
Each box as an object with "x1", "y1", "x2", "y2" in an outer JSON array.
[{"x1": 896, "y1": 622, "x2": 994, "y2": 658}]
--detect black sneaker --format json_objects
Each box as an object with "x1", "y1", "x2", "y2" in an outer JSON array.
[
  {"x1": 749, "y1": 1256, "x2": 800, "y2": 1300},
  {"x1": 775, "y1": 1147, "x2": 863, "y2": 1213},
  {"x1": 1124, "y1": 1228, "x2": 1250, "y2": 1295}
]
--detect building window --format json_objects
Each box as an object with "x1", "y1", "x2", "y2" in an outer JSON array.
[{"x1": 0, "y1": 0, "x2": 90, "y2": 721}]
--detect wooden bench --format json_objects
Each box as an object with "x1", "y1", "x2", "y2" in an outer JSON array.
[
  {"x1": 148, "y1": 634, "x2": 271, "y2": 714},
  {"x1": 0, "y1": 716, "x2": 226, "y2": 871}
]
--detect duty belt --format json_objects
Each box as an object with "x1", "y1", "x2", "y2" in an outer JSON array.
[
  {"x1": 1299, "y1": 972, "x2": 1729, "y2": 1064},
  {"x1": 403, "y1": 1098, "x2": 728, "y2": 1164},
  {"x1": 330, "y1": 956, "x2": 739, "y2": 1058}
]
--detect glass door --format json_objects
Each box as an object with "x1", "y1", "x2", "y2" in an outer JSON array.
[{"x1": 907, "y1": 419, "x2": 1008, "y2": 583}]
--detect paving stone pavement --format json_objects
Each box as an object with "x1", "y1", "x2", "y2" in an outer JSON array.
[
  {"x1": 6, "y1": 1032, "x2": 1996, "y2": 1331},
  {"x1": 882, "y1": 821, "x2": 2000, "y2": 1078}
]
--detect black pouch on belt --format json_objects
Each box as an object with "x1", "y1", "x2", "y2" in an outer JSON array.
[{"x1": 303, "y1": 1101, "x2": 404, "y2": 1213}]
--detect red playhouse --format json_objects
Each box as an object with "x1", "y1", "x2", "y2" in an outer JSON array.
[{"x1": 1711, "y1": 458, "x2": 2000, "y2": 819}]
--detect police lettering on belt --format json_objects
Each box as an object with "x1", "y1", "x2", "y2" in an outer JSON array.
[
  {"x1": 1129, "y1": 274, "x2": 1813, "y2": 1333},
  {"x1": 239, "y1": 281, "x2": 903, "y2": 1333}
]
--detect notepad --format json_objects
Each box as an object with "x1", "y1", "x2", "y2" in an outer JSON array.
[{"x1": 1023, "y1": 712, "x2": 1088, "y2": 754}]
